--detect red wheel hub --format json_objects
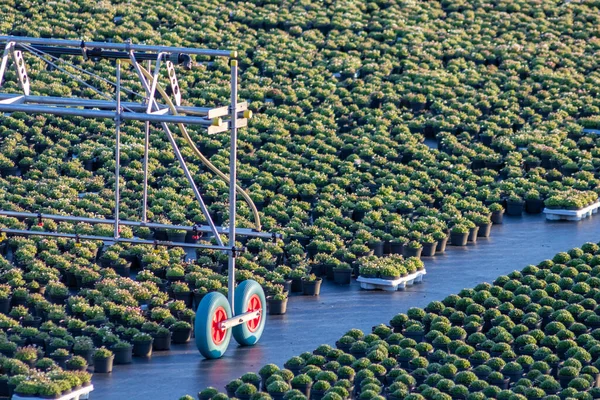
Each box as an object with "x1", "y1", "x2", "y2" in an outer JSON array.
[
  {"x1": 211, "y1": 306, "x2": 228, "y2": 345},
  {"x1": 246, "y1": 294, "x2": 262, "y2": 333}
]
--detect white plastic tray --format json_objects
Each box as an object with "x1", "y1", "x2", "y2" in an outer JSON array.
[
  {"x1": 357, "y1": 270, "x2": 426, "y2": 291},
  {"x1": 543, "y1": 201, "x2": 600, "y2": 221},
  {"x1": 12, "y1": 384, "x2": 94, "y2": 400}
]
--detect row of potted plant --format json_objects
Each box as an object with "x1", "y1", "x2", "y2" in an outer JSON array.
[{"x1": 193, "y1": 241, "x2": 600, "y2": 400}]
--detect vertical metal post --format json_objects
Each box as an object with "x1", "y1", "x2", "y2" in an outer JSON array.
[
  {"x1": 114, "y1": 60, "x2": 121, "y2": 239},
  {"x1": 227, "y1": 58, "x2": 238, "y2": 307},
  {"x1": 142, "y1": 121, "x2": 149, "y2": 223},
  {"x1": 142, "y1": 60, "x2": 151, "y2": 223}
]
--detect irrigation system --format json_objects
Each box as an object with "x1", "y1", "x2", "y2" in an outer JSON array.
[{"x1": 0, "y1": 36, "x2": 276, "y2": 358}]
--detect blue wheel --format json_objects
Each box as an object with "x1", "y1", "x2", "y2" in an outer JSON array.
[
  {"x1": 195, "y1": 292, "x2": 232, "y2": 359},
  {"x1": 232, "y1": 280, "x2": 266, "y2": 346}
]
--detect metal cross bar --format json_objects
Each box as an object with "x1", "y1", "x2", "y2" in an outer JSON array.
[
  {"x1": 16, "y1": 44, "x2": 193, "y2": 67},
  {"x1": 219, "y1": 309, "x2": 261, "y2": 330},
  {"x1": 0, "y1": 228, "x2": 240, "y2": 251},
  {"x1": 0, "y1": 103, "x2": 218, "y2": 125},
  {"x1": 0, "y1": 211, "x2": 282, "y2": 239},
  {"x1": 0, "y1": 94, "x2": 242, "y2": 118},
  {"x1": 0, "y1": 36, "x2": 235, "y2": 58}
]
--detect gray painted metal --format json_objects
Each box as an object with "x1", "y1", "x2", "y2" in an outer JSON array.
[{"x1": 0, "y1": 36, "x2": 233, "y2": 58}]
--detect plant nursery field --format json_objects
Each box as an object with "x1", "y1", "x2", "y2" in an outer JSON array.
[{"x1": 0, "y1": 0, "x2": 599, "y2": 399}]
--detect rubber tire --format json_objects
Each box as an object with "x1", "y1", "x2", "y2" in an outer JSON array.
[
  {"x1": 195, "y1": 292, "x2": 232, "y2": 359},
  {"x1": 232, "y1": 280, "x2": 266, "y2": 346}
]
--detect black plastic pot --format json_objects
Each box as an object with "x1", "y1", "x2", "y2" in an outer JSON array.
[
  {"x1": 112, "y1": 345, "x2": 133, "y2": 365},
  {"x1": 11, "y1": 296, "x2": 28, "y2": 308},
  {"x1": 477, "y1": 223, "x2": 492, "y2": 238},
  {"x1": 269, "y1": 393, "x2": 285, "y2": 400},
  {"x1": 450, "y1": 232, "x2": 468, "y2": 246},
  {"x1": 491, "y1": 210, "x2": 504, "y2": 224},
  {"x1": 504, "y1": 371, "x2": 523, "y2": 383},
  {"x1": 403, "y1": 246, "x2": 422, "y2": 258},
  {"x1": 369, "y1": 241, "x2": 384, "y2": 257},
  {"x1": 133, "y1": 339, "x2": 153, "y2": 357},
  {"x1": 403, "y1": 331, "x2": 424, "y2": 343},
  {"x1": 311, "y1": 389, "x2": 326, "y2": 400},
  {"x1": 22, "y1": 317, "x2": 42, "y2": 328},
  {"x1": 48, "y1": 293, "x2": 69, "y2": 305},
  {"x1": 468, "y1": 226, "x2": 479, "y2": 242},
  {"x1": 51, "y1": 354, "x2": 70, "y2": 369},
  {"x1": 291, "y1": 278, "x2": 303, "y2": 293},
  {"x1": 302, "y1": 279, "x2": 322, "y2": 296},
  {"x1": 506, "y1": 201, "x2": 524, "y2": 216},
  {"x1": 172, "y1": 327, "x2": 192, "y2": 344},
  {"x1": 0, "y1": 376, "x2": 8, "y2": 398},
  {"x1": 421, "y1": 242, "x2": 437, "y2": 257},
  {"x1": 291, "y1": 383, "x2": 312, "y2": 399},
  {"x1": 0, "y1": 297, "x2": 10, "y2": 315},
  {"x1": 268, "y1": 298, "x2": 288, "y2": 315},
  {"x1": 324, "y1": 263, "x2": 336, "y2": 280},
  {"x1": 167, "y1": 231, "x2": 187, "y2": 242},
  {"x1": 525, "y1": 198, "x2": 545, "y2": 214},
  {"x1": 113, "y1": 263, "x2": 131, "y2": 277},
  {"x1": 152, "y1": 332, "x2": 172, "y2": 351},
  {"x1": 333, "y1": 268, "x2": 352, "y2": 285},
  {"x1": 436, "y1": 237, "x2": 448, "y2": 253},
  {"x1": 93, "y1": 355, "x2": 114, "y2": 373},
  {"x1": 173, "y1": 291, "x2": 193, "y2": 308},
  {"x1": 74, "y1": 348, "x2": 95, "y2": 366},
  {"x1": 487, "y1": 378, "x2": 510, "y2": 390},
  {"x1": 389, "y1": 242, "x2": 404, "y2": 255}
]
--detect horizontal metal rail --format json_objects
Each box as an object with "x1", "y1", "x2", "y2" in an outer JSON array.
[
  {"x1": 0, "y1": 93, "x2": 243, "y2": 119},
  {"x1": 0, "y1": 36, "x2": 235, "y2": 58},
  {"x1": 0, "y1": 211, "x2": 281, "y2": 240},
  {"x1": 220, "y1": 309, "x2": 261, "y2": 330},
  {"x1": 0, "y1": 103, "x2": 217, "y2": 126},
  {"x1": 0, "y1": 228, "x2": 240, "y2": 251}
]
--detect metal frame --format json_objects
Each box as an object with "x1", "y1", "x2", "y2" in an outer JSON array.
[{"x1": 0, "y1": 36, "x2": 276, "y2": 327}]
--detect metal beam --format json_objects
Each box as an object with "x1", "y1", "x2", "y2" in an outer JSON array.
[
  {"x1": 0, "y1": 228, "x2": 238, "y2": 251},
  {"x1": 0, "y1": 93, "x2": 229, "y2": 116},
  {"x1": 0, "y1": 36, "x2": 235, "y2": 58},
  {"x1": 0, "y1": 103, "x2": 219, "y2": 126},
  {"x1": 0, "y1": 211, "x2": 281, "y2": 239}
]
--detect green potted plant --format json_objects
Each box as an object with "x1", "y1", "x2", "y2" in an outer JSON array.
[
  {"x1": 450, "y1": 224, "x2": 469, "y2": 246},
  {"x1": 291, "y1": 374, "x2": 313, "y2": 398},
  {"x1": 171, "y1": 321, "x2": 193, "y2": 344},
  {"x1": 267, "y1": 381, "x2": 290, "y2": 400},
  {"x1": 66, "y1": 355, "x2": 88, "y2": 372},
  {"x1": 132, "y1": 332, "x2": 154, "y2": 358},
  {"x1": 111, "y1": 340, "x2": 133, "y2": 365},
  {"x1": 302, "y1": 274, "x2": 322, "y2": 296},
  {"x1": 93, "y1": 347, "x2": 114, "y2": 373},
  {"x1": 268, "y1": 292, "x2": 288, "y2": 315},
  {"x1": 234, "y1": 383, "x2": 258, "y2": 400}
]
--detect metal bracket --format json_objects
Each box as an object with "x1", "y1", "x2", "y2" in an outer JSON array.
[
  {"x1": 9, "y1": 47, "x2": 29, "y2": 95},
  {"x1": 166, "y1": 61, "x2": 181, "y2": 106},
  {"x1": 220, "y1": 309, "x2": 261, "y2": 330}
]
